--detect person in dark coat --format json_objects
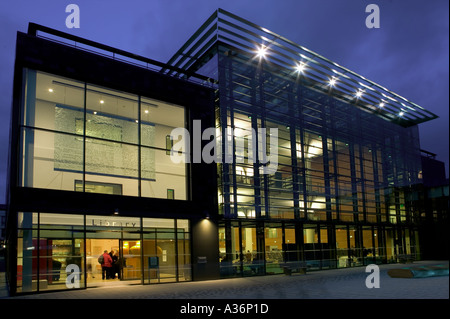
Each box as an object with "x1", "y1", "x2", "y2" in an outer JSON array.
[{"x1": 110, "y1": 250, "x2": 120, "y2": 279}]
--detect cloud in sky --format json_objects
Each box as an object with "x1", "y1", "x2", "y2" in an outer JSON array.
[{"x1": 0, "y1": 0, "x2": 448, "y2": 200}]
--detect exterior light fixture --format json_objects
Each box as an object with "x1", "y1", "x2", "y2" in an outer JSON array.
[
  {"x1": 295, "y1": 62, "x2": 306, "y2": 73},
  {"x1": 379, "y1": 102, "x2": 385, "y2": 108},
  {"x1": 356, "y1": 90, "x2": 363, "y2": 98},
  {"x1": 399, "y1": 111, "x2": 404, "y2": 117},
  {"x1": 329, "y1": 77, "x2": 336, "y2": 86},
  {"x1": 256, "y1": 46, "x2": 267, "y2": 59}
]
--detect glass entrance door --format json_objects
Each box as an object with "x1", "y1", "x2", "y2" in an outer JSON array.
[
  {"x1": 120, "y1": 239, "x2": 142, "y2": 281},
  {"x1": 86, "y1": 238, "x2": 120, "y2": 286}
]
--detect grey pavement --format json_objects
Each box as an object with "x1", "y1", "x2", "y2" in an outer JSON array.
[{"x1": 2, "y1": 260, "x2": 448, "y2": 300}]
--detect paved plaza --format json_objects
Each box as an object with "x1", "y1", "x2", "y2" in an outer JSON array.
[
  {"x1": 1, "y1": 260, "x2": 448, "y2": 300},
  {"x1": 1, "y1": 260, "x2": 447, "y2": 318}
]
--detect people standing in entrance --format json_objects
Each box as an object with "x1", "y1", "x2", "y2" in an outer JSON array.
[
  {"x1": 111, "y1": 250, "x2": 121, "y2": 279},
  {"x1": 101, "y1": 250, "x2": 113, "y2": 279}
]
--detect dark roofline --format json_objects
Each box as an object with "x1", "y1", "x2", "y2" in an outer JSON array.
[{"x1": 27, "y1": 22, "x2": 217, "y2": 88}]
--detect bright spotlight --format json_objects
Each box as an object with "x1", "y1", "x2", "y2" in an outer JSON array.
[
  {"x1": 256, "y1": 46, "x2": 267, "y2": 59},
  {"x1": 295, "y1": 62, "x2": 306, "y2": 73},
  {"x1": 329, "y1": 77, "x2": 336, "y2": 86}
]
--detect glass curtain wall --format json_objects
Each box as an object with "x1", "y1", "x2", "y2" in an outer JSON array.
[
  {"x1": 215, "y1": 44, "x2": 422, "y2": 227},
  {"x1": 264, "y1": 224, "x2": 284, "y2": 274},
  {"x1": 142, "y1": 218, "x2": 188, "y2": 284},
  {"x1": 218, "y1": 221, "x2": 241, "y2": 278},
  {"x1": 17, "y1": 212, "x2": 85, "y2": 293},
  {"x1": 20, "y1": 69, "x2": 187, "y2": 200},
  {"x1": 16, "y1": 212, "x2": 191, "y2": 293},
  {"x1": 218, "y1": 221, "x2": 417, "y2": 276},
  {"x1": 212, "y1": 44, "x2": 422, "y2": 274}
]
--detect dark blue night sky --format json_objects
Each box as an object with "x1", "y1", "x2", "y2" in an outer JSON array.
[{"x1": 0, "y1": 0, "x2": 448, "y2": 200}]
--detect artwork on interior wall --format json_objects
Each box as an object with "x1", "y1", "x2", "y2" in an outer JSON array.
[{"x1": 54, "y1": 105, "x2": 156, "y2": 180}]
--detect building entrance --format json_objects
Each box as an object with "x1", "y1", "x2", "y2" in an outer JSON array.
[
  {"x1": 15, "y1": 212, "x2": 191, "y2": 294},
  {"x1": 86, "y1": 238, "x2": 142, "y2": 287}
]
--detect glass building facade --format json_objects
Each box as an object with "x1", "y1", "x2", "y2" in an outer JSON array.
[
  {"x1": 6, "y1": 23, "x2": 217, "y2": 295},
  {"x1": 6, "y1": 10, "x2": 439, "y2": 295},
  {"x1": 165, "y1": 9, "x2": 437, "y2": 277}
]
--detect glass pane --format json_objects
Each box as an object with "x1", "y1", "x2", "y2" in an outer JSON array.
[
  {"x1": 320, "y1": 226, "x2": 334, "y2": 269},
  {"x1": 142, "y1": 218, "x2": 174, "y2": 230},
  {"x1": 86, "y1": 84, "x2": 138, "y2": 144},
  {"x1": 385, "y1": 228, "x2": 396, "y2": 263},
  {"x1": 39, "y1": 213, "x2": 84, "y2": 228},
  {"x1": 18, "y1": 212, "x2": 38, "y2": 229},
  {"x1": 85, "y1": 138, "x2": 138, "y2": 196},
  {"x1": 38, "y1": 237, "x2": 85, "y2": 291},
  {"x1": 349, "y1": 227, "x2": 361, "y2": 266},
  {"x1": 157, "y1": 236, "x2": 176, "y2": 283},
  {"x1": 265, "y1": 226, "x2": 283, "y2": 274},
  {"x1": 140, "y1": 97, "x2": 185, "y2": 148},
  {"x1": 362, "y1": 227, "x2": 376, "y2": 264},
  {"x1": 303, "y1": 224, "x2": 320, "y2": 270},
  {"x1": 20, "y1": 127, "x2": 83, "y2": 191},
  {"x1": 141, "y1": 148, "x2": 186, "y2": 199},
  {"x1": 24, "y1": 70, "x2": 85, "y2": 134},
  {"x1": 284, "y1": 227, "x2": 299, "y2": 262},
  {"x1": 143, "y1": 237, "x2": 158, "y2": 283},
  {"x1": 241, "y1": 226, "x2": 263, "y2": 276},
  {"x1": 219, "y1": 223, "x2": 241, "y2": 278},
  {"x1": 122, "y1": 240, "x2": 142, "y2": 281},
  {"x1": 336, "y1": 226, "x2": 350, "y2": 268},
  {"x1": 17, "y1": 233, "x2": 38, "y2": 293},
  {"x1": 85, "y1": 238, "x2": 120, "y2": 285},
  {"x1": 143, "y1": 234, "x2": 177, "y2": 284},
  {"x1": 177, "y1": 222, "x2": 191, "y2": 282},
  {"x1": 177, "y1": 219, "x2": 189, "y2": 232}
]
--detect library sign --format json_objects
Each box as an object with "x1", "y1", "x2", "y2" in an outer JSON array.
[{"x1": 86, "y1": 216, "x2": 140, "y2": 228}]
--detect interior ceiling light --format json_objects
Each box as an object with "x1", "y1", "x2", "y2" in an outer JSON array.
[
  {"x1": 48, "y1": 88, "x2": 54, "y2": 93},
  {"x1": 379, "y1": 102, "x2": 385, "y2": 108},
  {"x1": 100, "y1": 100, "x2": 104, "y2": 104}
]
